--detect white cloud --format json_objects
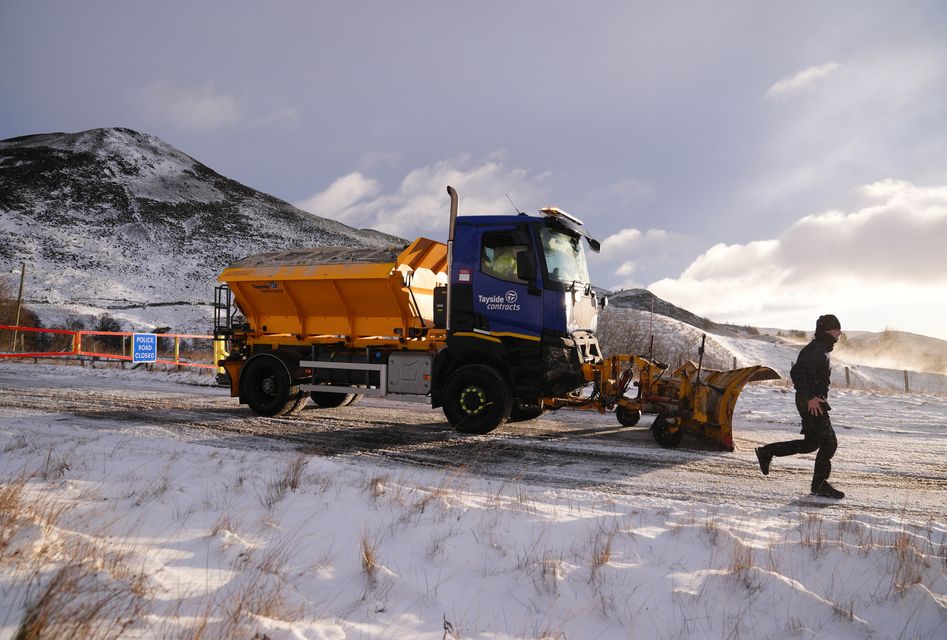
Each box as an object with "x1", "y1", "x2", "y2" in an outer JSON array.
[
  {"x1": 766, "y1": 62, "x2": 839, "y2": 100},
  {"x1": 649, "y1": 180, "x2": 947, "y2": 338},
  {"x1": 593, "y1": 227, "x2": 685, "y2": 290},
  {"x1": 601, "y1": 228, "x2": 672, "y2": 253},
  {"x1": 602, "y1": 228, "x2": 642, "y2": 250},
  {"x1": 137, "y1": 82, "x2": 241, "y2": 130},
  {"x1": 294, "y1": 154, "x2": 550, "y2": 236},
  {"x1": 294, "y1": 172, "x2": 381, "y2": 217}
]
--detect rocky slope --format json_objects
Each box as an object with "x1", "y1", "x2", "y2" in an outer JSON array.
[{"x1": 0, "y1": 128, "x2": 402, "y2": 330}]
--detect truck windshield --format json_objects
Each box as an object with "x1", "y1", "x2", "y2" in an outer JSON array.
[{"x1": 540, "y1": 227, "x2": 591, "y2": 287}]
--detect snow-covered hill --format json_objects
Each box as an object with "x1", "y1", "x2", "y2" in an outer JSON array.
[
  {"x1": 599, "y1": 307, "x2": 947, "y2": 394},
  {"x1": 0, "y1": 128, "x2": 403, "y2": 331},
  {"x1": 607, "y1": 287, "x2": 742, "y2": 336}
]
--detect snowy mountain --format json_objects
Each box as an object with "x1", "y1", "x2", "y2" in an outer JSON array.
[
  {"x1": 606, "y1": 288, "x2": 746, "y2": 337},
  {"x1": 0, "y1": 128, "x2": 403, "y2": 331}
]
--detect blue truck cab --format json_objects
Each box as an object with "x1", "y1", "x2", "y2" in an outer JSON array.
[{"x1": 432, "y1": 201, "x2": 606, "y2": 431}]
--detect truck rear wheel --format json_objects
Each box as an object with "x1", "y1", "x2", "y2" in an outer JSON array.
[
  {"x1": 241, "y1": 353, "x2": 303, "y2": 417},
  {"x1": 443, "y1": 364, "x2": 513, "y2": 434},
  {"x1": 310, "y1": 391, "x2": 359, "y2": 408}
]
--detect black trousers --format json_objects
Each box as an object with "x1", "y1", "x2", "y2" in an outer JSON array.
[{"x1": 759, "y1": 393, "x2": 837, "y2": 490}]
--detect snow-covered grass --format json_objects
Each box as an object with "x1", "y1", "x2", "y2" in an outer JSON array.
[{"x1": 0, "y1": 364, "x2": 944, "y2": 638}]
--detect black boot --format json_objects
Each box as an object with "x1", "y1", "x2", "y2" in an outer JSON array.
[
  {"x1": 811, "y1": 480, "x2": 844, "y2": 499},
  {"x1": 755, "y1": 448, "x2": 772, "y2": 476}
]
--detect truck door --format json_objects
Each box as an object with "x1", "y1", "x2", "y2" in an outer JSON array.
[{"x1": 473, "y1": 230, "x2": 543, "y2": 339}]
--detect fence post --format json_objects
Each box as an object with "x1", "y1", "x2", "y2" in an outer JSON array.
[
  {"x1": 11, "y1": 262, "x2": 25, "y2": 350},
  {"x1": 732, "y1": 356, "x2": 737, "y2": 369},
  {"x1": 174, "y1": 336, "x2": 180, "y2": 365},
  {"x1": 904, "y1": 370, "x2": 910, "y2": 393},
  {"x1": 845, "y1": 366, "x2": 850, "y2": 388}
]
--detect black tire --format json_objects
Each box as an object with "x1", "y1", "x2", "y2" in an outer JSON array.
[
  {"x1": 651, "y1": 413, "x2": 683, "y2": 448},
  {"x1": 241, "y1": 353, "x2": 303, "y2": 417},
  {"x1": 616, "y1": 405, "x2": 641, "y2": 427},
  {"x1": 443, "y1": 364, "x2": 513, "y2": 434},
  {"x1": 309, "y1": 391, "x2": 355, "y2": 408},
  {"x1": 508, "y1": 402, "x2": 545, "y2": 423}
]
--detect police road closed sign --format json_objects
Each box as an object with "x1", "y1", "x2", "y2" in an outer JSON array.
[{"x1": 132, "y1": 333, "x2": 158, "y2": 363}]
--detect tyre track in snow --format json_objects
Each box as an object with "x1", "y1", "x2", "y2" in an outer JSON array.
[{"x1": 1, "y1": 381, "x2": 944, "y2": 519}]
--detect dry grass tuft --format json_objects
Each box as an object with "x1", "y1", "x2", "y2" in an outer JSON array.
[
  {"x1": 360, "y1": 531, "x2": 379, "y2": 590},
  {"x1": 589, "y1": 525, "x2": 614, "y2": 584},
  {"x1": 1, "y1": 476, "x2": 72, "y2": 563},
  {"x1": 38, "y1": 445, "x2": 71, "y2": 480},
  {"x1": 728, "y1": 541, "x2": 763, "y2": 592},
  {"x1": 368, "y1": 475, "x2": 387, "y2": 502},
  {"x1": 14, "y1": 546, "x2": 148, "y2": 640},
  {"x1": 0, "y1": 477, "x2": 28, "y2": 559},
  {"x1": 210, "y1": 513, "x2": 236, "y2": 538},
  {"x1": 535, "y1": 549, "x2": 564, "y2": 596},
  {"x1": 257, "y1": 455, "x2": 309, "y2": 509},
  {"x1": 890, "y1": 526, "x2": 929, "y2": 596},
  {"x1": 2, "y1": 434, "x2": 29, "y2": 453},
  {"x1": 799, "y1": 512, "x2": 825, "y2": 557}
]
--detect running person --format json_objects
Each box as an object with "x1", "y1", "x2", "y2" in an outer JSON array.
[{"x1": 756, "y1": 314, "x2": 845, "y2": 499}]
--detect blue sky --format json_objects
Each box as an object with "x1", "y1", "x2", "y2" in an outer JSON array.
[{"x1": 2, "y1": 1, "x2": 946, "y2": 337}]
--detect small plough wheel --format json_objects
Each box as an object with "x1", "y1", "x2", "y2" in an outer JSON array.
[
  {"x1": 615, "y1": 405, "x2": 641, "y2": 427},
  {"x1": 508, "y1": 402, "x2": 545, "y2": 423},
  {"x1": 651, "y1": 413, "x2": 683, "y2": 448}
]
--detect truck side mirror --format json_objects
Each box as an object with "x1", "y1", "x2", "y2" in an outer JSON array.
[{"x1": 515, "y1": 250, "x2": 536, "y2": 282}]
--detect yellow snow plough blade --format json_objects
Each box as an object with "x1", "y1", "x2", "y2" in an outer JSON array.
[
  {"x1": 673, "y1": 362, "x2": 781, "y2": 450},
  {"x1": 542, "y1": 352, "x2": 780, "y2": 451}
]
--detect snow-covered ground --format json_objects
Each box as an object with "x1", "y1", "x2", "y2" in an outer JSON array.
[{"x1": 0, "y1": 362, "x2": 944, "y2": 639}]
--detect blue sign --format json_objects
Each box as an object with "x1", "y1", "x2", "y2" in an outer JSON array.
[{"x1": 132, "y1": 333, "x2": 158, "y2": 363}]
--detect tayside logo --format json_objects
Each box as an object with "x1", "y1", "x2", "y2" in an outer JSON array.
[
  {"x1": 478, "y1": 291, "x2": 521, "y2": 311},
  {"x1": 251, "y1": 281, "x2": 282, "y2": 293}
]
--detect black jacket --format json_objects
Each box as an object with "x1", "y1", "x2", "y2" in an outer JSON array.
[{"x1": 790, "y1": 335, "x2": 835, "y2": 399}]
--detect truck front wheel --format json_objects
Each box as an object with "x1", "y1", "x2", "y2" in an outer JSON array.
[
  {"x1": 240, "y1": 353, "x2": 303, "y2": 417},
  {"x1": 443, "y1": 364, "x2": 513, "y2": 434}
]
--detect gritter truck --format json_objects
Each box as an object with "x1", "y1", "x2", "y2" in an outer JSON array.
[{"x1": 214, "y1": 187, "x2": 777, "y2": 449}]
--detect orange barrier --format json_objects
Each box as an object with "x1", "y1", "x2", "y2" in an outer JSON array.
[{"x1": 0, "y1": 325, "x2": 216, "y2": 369}]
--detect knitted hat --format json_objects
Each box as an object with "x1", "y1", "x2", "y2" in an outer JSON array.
[{"x1": 816, "y1": 314, "x2": 841, "y2": 333}]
